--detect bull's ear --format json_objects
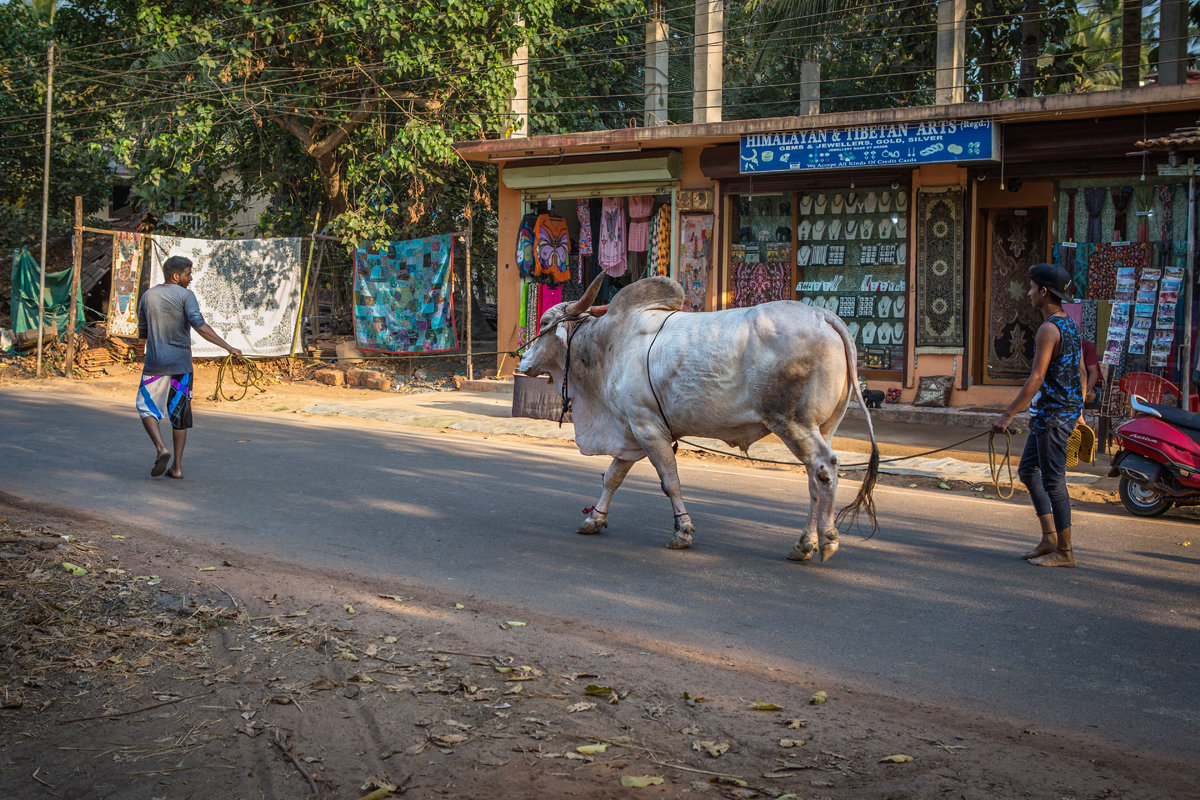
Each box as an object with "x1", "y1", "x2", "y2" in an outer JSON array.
[
  {"x1": 588, "y1": 305, "x2": 609, "y2": 317},
  {"x1": 566, "y1": 274, "x2": 604, "y2": 317}
]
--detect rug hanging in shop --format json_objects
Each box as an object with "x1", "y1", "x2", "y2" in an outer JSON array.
[
  {"x1": 730, "y1": 243, "x2": 790, "y2": 308},
  {"x1": 353, "y1": 235, "x2": 456, "y2": 354},
  {"x1": 679, "y1": 214, "x2": 713, "y2": 312},
  {"x1": 107, "y1": 231, "x2": 144, "y2": 338},
  {"x1": 150, "y1": 236, "x2": 303, "y2": 357},
  {"x1": 914, "y1": 187, "x2": 964, "y2": 347},
  {"x1": 986, "y1": 211, "x2": 1047, "y2": 381}
]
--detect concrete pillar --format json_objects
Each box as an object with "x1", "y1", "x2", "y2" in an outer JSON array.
[
  {"x1": 692, "y1": 0, "x2": 723, "y2": 124},
  {"x1": 1158, "y1": 0, "x2": 1188, "y2": 86},
  {"x1": 935, "y1": 0, "x2": 966, "y2": 105},
  {"x1": 644, "y1": 10, "x2": 669, "y2": 126},
  {"x1": 799, "y1": 61, "x2": 820, "y2": 116},
  {"x1": 510, "y1": 21, "x2": 528, "y2": 138}
]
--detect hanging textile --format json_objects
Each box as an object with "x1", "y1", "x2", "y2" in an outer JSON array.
[
  {"x1": 1134, "y1": 185, "x2": 1154, "y2": 243},
  {"x1": 516, "y1": 212, "x2": 538, "y2": 278},
  {"x1": 914, "y1": 187, "x2": 964, "y2": 348},
  {"x1": 1086, "y1": 242, "x2": 1151, "y2": 301},
  {"x1": 678, "y1": 214, "x2": 713, "y2": 312},
  {"x1": 561, "y1": 255, "x2": 585, "y2": 303},
  {"x1": 647, "y1": 204, "x2": 671, "y2": 277},
  {"x1": 598, "y1": 196, "x2": 628, "y2": 277},
  {"x1": 517, "y1": 281, "x2": 532, "y2": 347},
  {"x1": 107, "y1": 231, "x2": 144, "y2": 338},
  {"x1": 1083, "y1": 187, "x2": 1107, "y2": 243},
  {"x1": 533, "y1": 214, "x2": 571, "y2": 283},
  {"x1": 537, "y1": 284, "x2": 562, "y2": 321},
  {"x1": 987, "y1": 212, "x2": 1047, "y2": 381},
  {"x1": 1054, "y1": 242, "x2": 1095, "y2": 299},
  {"x1": 627, "y1": 195, "x2": 655, "y2": 253},
  {"x1": 9, "y1": 248, "x2": 83, "y2": 336},
  {"x1": 1064, "y1": 188, "x2": 1078, "y2": 242},
  {"x1": 151, "y1": 236, "x2": 303, "y2": 357},
  {"x1": 1111, "y1": 187, "x2": 1133, "y2": 241},
  {"x1": 350, "y1": 235, "x2": 456, "y2": 354},
  {"x1": 730, "y1": 243, "x2": 790, "y2": 308},
  {"x1": 1157, "y1": 184, "x2": 1176, "y2": 249},
  {"x1": 576, "y1": 200, "x2": 593, "y2": 258}
]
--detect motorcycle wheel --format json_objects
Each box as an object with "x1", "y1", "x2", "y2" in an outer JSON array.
[{"x1": 1118, "y1": 476, "x2": 1173, "y2": 517}]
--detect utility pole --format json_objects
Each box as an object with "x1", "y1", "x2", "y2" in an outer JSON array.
[
  {"x1": 36, "y1": 40, "x2": 55, "y2": 377},
  {"x1": 510, "y1": 20, "x2": 529, "y2": 138},
  {"x1": 935, "y1": 0, "x2": 966, "y2": 105},
  {"x1": 691, "y1": 0, "x2": 723, "y2": 124},
  {"x1": 644, "y1": 2, "x2": 669, "y2": 127}
]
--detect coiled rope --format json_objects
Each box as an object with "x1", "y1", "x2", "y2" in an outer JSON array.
[{"x1": 209, "y1": 355, "x2": 269, "y2": 403}]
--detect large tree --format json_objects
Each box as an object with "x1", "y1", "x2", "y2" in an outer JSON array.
[
  {"x1": 121, "y1": 0, "x2": 562, "y2": 244},
  {"x1": 0, "y1": 1, "x2": 138, "y2": 248}
]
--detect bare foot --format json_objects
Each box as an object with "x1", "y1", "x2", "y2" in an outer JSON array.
[
  {"x1": 1030, "y1": 549, "x2": 1076, "y2": 568},
  {"x1": 1021, "y1": 540, "x2": 1057, "y2": 560}
]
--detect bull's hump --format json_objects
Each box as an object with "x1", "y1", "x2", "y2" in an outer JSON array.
[{"x1": 607, "y1": 276, "x2": 684, "y2": 316}]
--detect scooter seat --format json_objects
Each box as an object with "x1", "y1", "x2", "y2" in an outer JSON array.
[{"x1": 1142, "y1": 400, "x2": 1200, "y2": 433}]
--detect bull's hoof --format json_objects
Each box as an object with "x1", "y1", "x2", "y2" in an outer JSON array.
[
  {"x1": 819, "y1": 540, "x2": 839, "y2": 562},
  {"x1": 577, "y1": 516, "x2": 608, "y2": 535},
  {"x1": 667, "y1": 531, "x2": 693, "y2": 550},
  {"x1": 787, "y1": 543, "x2": 815, "y2": 562}
]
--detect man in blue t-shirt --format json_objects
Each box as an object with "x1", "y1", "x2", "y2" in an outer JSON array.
[
  {"x1": 992, "y1": 263, "x2": 1086, "y2": 567},
  {"x1": 136, "y1": 256, "x2": 241, "y2": 479}
]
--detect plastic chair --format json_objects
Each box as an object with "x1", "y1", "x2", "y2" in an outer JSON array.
[{"x1": 1116, "y1": 371, "x2": 1198, "y2": 412}]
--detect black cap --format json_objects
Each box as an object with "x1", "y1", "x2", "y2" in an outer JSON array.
[{"x1": 1030, "y1": 262, "x2": 1075, "y2": 303}]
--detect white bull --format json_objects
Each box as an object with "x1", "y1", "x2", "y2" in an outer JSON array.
[{"x1": 517, "y1": 275, "x2": 879, "y2": 562}]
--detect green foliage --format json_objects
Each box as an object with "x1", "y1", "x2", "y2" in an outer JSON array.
[
  {"x1": 0, "y1": 1, "x2": 134, "y2": 249},
  {"x1": 122, "y1": 0, "x2": 559, "y2": 279}
]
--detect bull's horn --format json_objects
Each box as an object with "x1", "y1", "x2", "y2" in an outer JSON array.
[
  {"x1": 566, "y1": 274, "x2": 605, "y2": 317},
  {"x1": 588, "y1": 305, "x2": 609, "y2": 317}
]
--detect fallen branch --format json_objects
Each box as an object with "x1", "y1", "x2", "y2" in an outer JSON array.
[
  {"x1": 271, "y1": 730, "x2": 318, "y2": 795},
  {"x1": 57, "y1": 690, "x2": 212, "y2": 725}
]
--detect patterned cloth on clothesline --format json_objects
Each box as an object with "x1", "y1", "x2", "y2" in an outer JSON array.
[
  {"x1": 353, "y1": 235, "x2": 456, "y2": 354},
  {"x1": 150, "y1": 235, "x2": 303, "y2": 357},
  {"x1": 108, "y1": 231, "x2": 144, "y2": 338}
]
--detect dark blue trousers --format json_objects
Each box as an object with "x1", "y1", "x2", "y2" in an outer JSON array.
[{"x1": 1018, "y1": 424, "x2": 1072, "y2": 531}]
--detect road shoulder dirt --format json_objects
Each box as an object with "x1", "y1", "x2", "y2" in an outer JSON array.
[{"x1": 2, "y1": 495, "x2": 1195, "y2": 800}]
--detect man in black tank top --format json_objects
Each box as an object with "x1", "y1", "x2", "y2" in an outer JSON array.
[{"x1": 992, "y1": 264, "x2": 1086, "y2": 568}]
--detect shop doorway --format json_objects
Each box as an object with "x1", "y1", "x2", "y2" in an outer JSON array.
[{"x1": 983, "y1": 208, "x2": 1048, "y2": 382}]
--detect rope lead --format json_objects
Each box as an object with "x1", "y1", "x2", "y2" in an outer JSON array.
[{"x1": 209, "y1": 355, "x2": 269, "y2": 402}]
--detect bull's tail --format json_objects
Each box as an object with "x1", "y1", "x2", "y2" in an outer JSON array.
[{"x1": 831, "y1": 317, "x2": 879, "y2": 537}]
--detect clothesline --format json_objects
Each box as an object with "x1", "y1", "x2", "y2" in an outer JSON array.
[{"x1": 76, "y1": 225, "x2": 472, "y2": 243}]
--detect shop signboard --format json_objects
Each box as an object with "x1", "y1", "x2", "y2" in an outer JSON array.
[{"x1": 739, "y1": 119, "x2": 998, "y2": 173}]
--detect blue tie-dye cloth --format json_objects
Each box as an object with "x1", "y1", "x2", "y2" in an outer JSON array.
[{"x1": 354, "y1": 235, "x2": 456, "y2": 353}]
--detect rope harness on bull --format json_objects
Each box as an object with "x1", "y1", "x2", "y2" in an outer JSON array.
[
  {"x1": 557, "y1": 315, "x2": 593, "y2": 427},
  {"x1": 646, "y1": 311, "x2": 680, "y2": 452}
]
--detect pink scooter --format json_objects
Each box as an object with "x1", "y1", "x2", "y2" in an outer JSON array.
[{"x1": 1109, "y1": 395, "x2": 1200, "y2": 516}]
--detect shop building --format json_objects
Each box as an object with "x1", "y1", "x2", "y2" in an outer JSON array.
[{"x1": 454, "y1": 85, "x2": 1200, "y2": 405}]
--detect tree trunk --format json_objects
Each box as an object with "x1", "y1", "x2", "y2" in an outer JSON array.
[
  {"x1": 316, "y1": 153, "x2": 347, "y2": 223},
  {"x1": 1122, "y1": 0, "x2": 1142, "y2": 89},
  {"x1": 1018, "y1": 0, "x2": 1041, "y2": 97}
]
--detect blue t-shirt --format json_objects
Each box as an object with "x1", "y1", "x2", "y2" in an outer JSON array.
[
  {"x1": 1030, "y1": 314, "x2": 1083, "y2": 431},
  {"x1": 138, "y1": 283, "x2": 206, "y2": 376}
]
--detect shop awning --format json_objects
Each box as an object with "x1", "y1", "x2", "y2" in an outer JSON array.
[{"x1": 502, "y1": 151, "x2": 682, "y2": 197}]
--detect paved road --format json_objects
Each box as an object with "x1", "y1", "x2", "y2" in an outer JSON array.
[{"x1": 2, "y1": 388, "x2": 1197, "y2": 759}]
